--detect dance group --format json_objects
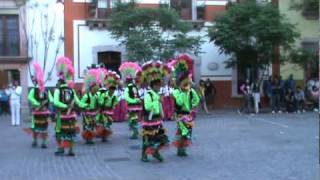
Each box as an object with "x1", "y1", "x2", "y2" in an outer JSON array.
[{"x1": 26, "y1": 54, "x2": 200, "y2": 162}]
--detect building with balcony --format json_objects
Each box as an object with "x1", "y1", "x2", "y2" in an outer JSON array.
[
  {"x1": 65, "y1": 0, "x2": 247, "y2": 108},
  {"x1": 278, "y1": 0, "x2": 319, "y2": 83},
  {"x1": 0, "y1": 0, "x2": 30, "y2": 115},
  {"x1": 18, "y1": 0, "x2": 312, "y2": 110}
]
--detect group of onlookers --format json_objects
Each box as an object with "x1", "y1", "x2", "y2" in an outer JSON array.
[
  {"x1": 238, "y1": 74, "x2": 319, "y2": 114},
  {"x1": 0, "y1": 75, "x2": 318, "y2": 125},
  {"x1": 0, "y1": 81, "x2": 22, "y2": 125},
  {"x1": 198, "y1": 79, "x2": 216, "y2": 114}
]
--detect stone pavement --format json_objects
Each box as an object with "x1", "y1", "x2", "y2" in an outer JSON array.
[{"x1": 0, "y1": 111, "x2": 318, "y2": 180}]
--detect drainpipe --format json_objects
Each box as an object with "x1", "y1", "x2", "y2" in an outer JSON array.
[{"x1": 192, "y1": 0, "x2": 197, "y2": 21}]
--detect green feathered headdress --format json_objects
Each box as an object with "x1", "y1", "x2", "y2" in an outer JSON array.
[
  {"x1": 104, "y1": 70, "x2": 120, "y2": 88},
  {"x1": 84, "y1": 68, "x2": 101, "y2": 92},
  {"x1": 140, "y1": 61, "x2": 172, "y2": 85},
  {"x1": 171, "y1": 54, "x2": 194, "y2": 86},
  {"x1": 119, "y1": 62, "x2": 141, "y2": 81}
]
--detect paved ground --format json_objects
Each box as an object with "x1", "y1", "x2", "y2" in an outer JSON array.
[{"x1": 0, "y1": 111, "x2": 318, "y2": 180}]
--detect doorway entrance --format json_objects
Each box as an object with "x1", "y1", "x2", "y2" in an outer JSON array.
[{"x1": 98, "y1": 51, "x2": 121, "y2": 74}]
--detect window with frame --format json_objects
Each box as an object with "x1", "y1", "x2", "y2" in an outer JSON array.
[
  {"x1": 90, "y1": 0, "x2": 115, "y2": 18},
  {"x1": 302, "y1": 41, "x2": 319, "y2": 77},
  {"x1": 170, "y1": 0, "x2": 192, "y2": 20},
  {"x1": 302, "y1": 0, "x2": 319, "y2": 19},
  {"x1": 0, "y1": 15, "x2": 20, "y2": 56},
  {"x1": 197, "y1": 5, "x2": 205, "y2": 20}
]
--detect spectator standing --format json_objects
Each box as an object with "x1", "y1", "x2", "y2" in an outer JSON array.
[
  {"x1": 311, "y1": 86, "x2": 319, "y2": 112},
  {"x1": 7, "y1": 81, "x2": 22, "y2": 126},
  {"x1": 279, "y1": 76, "x2": 286, "y2": 107},
  {"x1": 251, "y1": 80, "x2": 260, "y2": 114},
  {"x1": 263, "y1": 76, "x2": 273, "y2": 109},
  {"x1": 285, "y1": 88, "x2": 296, "y2": 113},
  {"x1": 271, "y1": 77, "x2": 281, "y2": 113},
  {"x1": 0, "y1": 85, "x2": 9, "y2": 115},
  {"x1": 286, "y1": 74, "x2": 296, "y2": 93},
  {"x1": 238, "y1": 79, "x2": 252, "y2": 114},
  {"x1": 295, "y1": 86, "x2": 305, "y2": 113},
  {"x1": 199, "y1": 80, "x2": 209, "y2": 114},
  {"x1": 204, "y1": 78, "x2": 216, "y2": 109}
]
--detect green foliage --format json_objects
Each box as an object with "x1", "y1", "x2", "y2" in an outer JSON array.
[
  {"x1": 290, "y1": 0, "x2": 319, "y2": 12},
  {"x1": 290, "y1": 0, "x2": 319, "y2": 19},
  {"x1": 208, "y1": 1, "x2": 300, "y2": 70},
  {"x1": 286, "y1": 48, "x2": 319, "y2": 75},
  {"x1": 109, "y1": 1, "x2": 202, "y2": 62}
]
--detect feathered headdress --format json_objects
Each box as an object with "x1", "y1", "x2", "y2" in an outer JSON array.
[
  {"x1": 33, "y1": 62, "x2": 45, "y2": 92},
  {"x1": 104, "y1": 70, "x2": 120, "y2": 88},
  {"x1": 98, "y1": 67, "x2": 108, "y2": 87},
  {"x1": 140, "y1": 61, "x2": 171, "y2": 85},
  {"x1": 119, "y1": 62, "x2": 141, "y2": 80},
  {"x1": 56, "y1": 57, "x2": 75, "y2": 88},
  {"x1": 84, "y1": 68, "x2": 101, "y2": 92},
  {"x1": 171, "y1": 54, "x2": 194, "y2": 86}
]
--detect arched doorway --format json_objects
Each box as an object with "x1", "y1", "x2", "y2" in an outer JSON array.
[{"x1": 98, "y1": 51, "x2": 121, "y2": 73}]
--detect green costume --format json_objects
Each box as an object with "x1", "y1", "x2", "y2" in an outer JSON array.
[
  {"x1": 80, "y1": 91, "x2": 98, "y2": 144},
  {"x1": 96, "y1": 90, "x2": 120, "y2": 141},
  {"x1": 170, "y1": 54, "x2": 200, "y2": 156},
  {"x1": 28, "y1": 87, "x2": 53, "y2": 148},
  {"x1": 138, "y1": 61, "x2": 170, "y2": 162},
  {"x1": 142, "y1": 89, "x2": 169, "y2": 162},
  {"x1": 54, "y1": 83, "x2": 86, "y2": 156},
  {"x1": 172, "y1": 88, "x2": 200, "y2": 156},
  {"x1": 125, "y1": 83, "x2": 142, "y2": 139}
]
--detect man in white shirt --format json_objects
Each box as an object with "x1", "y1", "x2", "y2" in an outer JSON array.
[{"x1": 7, "y1": 81, "x2": 22, "y2": 126}]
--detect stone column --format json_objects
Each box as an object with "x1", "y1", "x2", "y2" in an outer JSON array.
[
  {"x1": 193, "y1": 55, "x2": 201, "y2": 86},
  {"x1": 192, "y1": 0, "x2": 197, "y2": 21},
  {"x1": 19, "y1": 64, "x2": 30, "y2": 122}
]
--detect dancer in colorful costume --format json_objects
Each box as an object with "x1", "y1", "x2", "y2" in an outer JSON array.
[
  {"x1": 160, "y1": 65, "x2": 175, "y2": 121},
  {"x1": 81, "y1": 68, "x2": 100, "y2": 144},
  {"x1": 139, "y1": 61, "x2": 170, "y2": 162},
  {"x1": 171, "y1": 54, "x2": 200, "y2": 157},
  {"x1": 112, "y1": 80, "x2": 128, "y2": 122},
  {"x1": 54, "y1": 57, "x2": 86, "y2": 156},
  {"x1": 96, "y1": 70, "x2": 120, "y2": 142},
  {"x1": 27, "y1": 63, "x2": 53, "y2": 148},
  {"x1": 119, "y1": 62, "x2": 142, "y2": 139}
]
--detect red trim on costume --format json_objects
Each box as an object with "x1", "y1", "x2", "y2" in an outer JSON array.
[
  {"x1": 81, "y1": 130, "x2": 95, "y2": 141},
  {"x1": 32, "y1": 110, "x2": 51, "y2": 115},
  {"x1": 127, "y1": 105, "x2": 142, "y2": 111},
  {"x1": 102, "y1": 110, "x2": 114, "y2": 115},
  {"x1": 141, "y1": 120, "x2": 163, "y2": 126},
  {"x1": 62, "y1": 140, "x2": 72, "y2": 148},
  {"x1": 23, "y1": 128, "x2": 33, "y2": 135},
  {"x1": 173, "y1": 139, "x2": 192, "y2": 148},
  {"x1": 61, "y1": 114, "x2": 77, "y2": 119},
  {"x1": 95, "y1": 126, "x2": 112, "y2": 138}
]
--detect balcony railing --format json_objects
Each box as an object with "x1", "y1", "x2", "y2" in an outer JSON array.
[{"x1": 86, "y1": 0, "x2": 113, "y2": 29}]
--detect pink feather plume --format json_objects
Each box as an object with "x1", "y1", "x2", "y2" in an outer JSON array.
[{"x1": 33, "y1": 62, "x2": 45, "y2": 92}]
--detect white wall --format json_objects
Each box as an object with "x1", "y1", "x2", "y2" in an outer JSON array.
[
  {"x1": 73, "y1": 21, "x2": 231, "y2": 83},
  {"x1": 73, "y1": 0, "x2": 161, "y2": 3},
  {"x1": 26, "y1": 0, "x2": 65, "y2": 87},
  {"x1": 188, "y1": 29, "x2": 232, "y2": 81},
  {"x1": 73, "y1": 20, "x2": 121, "y2": 83}
]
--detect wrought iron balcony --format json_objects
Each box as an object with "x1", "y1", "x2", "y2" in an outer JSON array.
[{"x1": 86, "y1": 0, "x2": 113, "y2": 29}]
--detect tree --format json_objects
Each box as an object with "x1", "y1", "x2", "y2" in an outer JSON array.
[
  {"x1": 290, "y1": 0, "x2": 319, "y2": 19},
  {"x1": 109, "y1": 1, "x2": 203, "y2": 62},
  {"x1": 17, "y1": 0, "x2": 64, "y2": 84},
  {"x1": 208, "y1": 0, "x2": 300, "y2": 81},
  {"x1": 287, "y1": 48, "x2": 319, "y2": 78}
]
